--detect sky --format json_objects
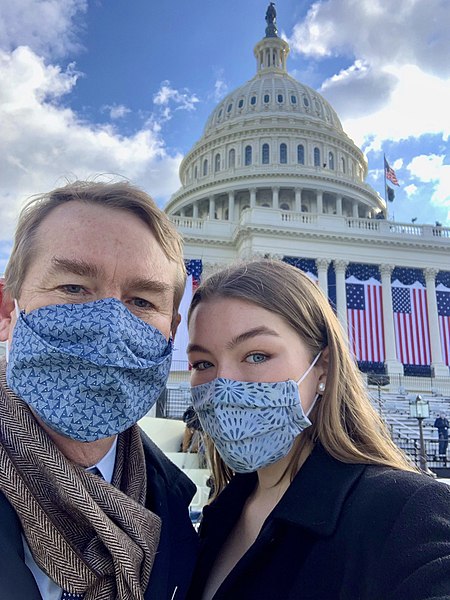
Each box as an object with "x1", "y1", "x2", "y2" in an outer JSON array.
[{"x1": 0, "y1": 0, "x2": 449, "y2": 274}]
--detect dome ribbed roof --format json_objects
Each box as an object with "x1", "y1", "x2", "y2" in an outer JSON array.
[{"x1": 203, "y1": 72, "x2": 343, "y2": 137}]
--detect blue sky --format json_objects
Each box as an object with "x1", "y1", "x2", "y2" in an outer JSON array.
[{"x1": 1, "y1": 0, "x2": 449, "y2": 274}]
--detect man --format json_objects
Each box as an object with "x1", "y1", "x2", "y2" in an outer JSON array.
[
  {"x1": 434, "y1": 413, "x2": 450, "y2": 464},
  {"x1": 0, "y1": 181, "x2": 198, "y2": 599}
]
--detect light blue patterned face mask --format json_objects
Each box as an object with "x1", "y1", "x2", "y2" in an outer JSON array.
[
  {"x1": 6, "y1": 298, "x2": 172, "y2": 442},
  {"x1": 191, "y1": 353, "x2": 321, "y2": 473}
]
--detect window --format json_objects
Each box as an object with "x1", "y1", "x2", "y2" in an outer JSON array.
[
  {"x1": 303, "y1": 96, "x2": 310, "y2": 107},
  {"x1": 203, "y1": 159, "x2": 208, "y2": 176},
  {"x1": 291, "y1": 95, "x2": 297, "y2": 104},
  {"x1": 280, "y1": 203, "x2": 290, "y2": 210},
  {"x1": 217, "y1": 109, "x2": 223, "y2": 121},
  {"x1": 245, "y1": 145, "x2": 252, "y2": 166},
  {"x1": 314, "y1": 147, "x2": 320, "y2": 167},
  {"x1": 215, "y1": 153, "x2": 221, "y2": 172},
  {"x1": 280, "y1": 143, "x2": 287, "y2": 164},
  {"x1": 262, "y1": 143, "x2": 270, "y2": 164},
  {"x1": 229, "y1": 148, "x2": 236, "y2": 168},
  {"x1": 277, "y1": 94, "x2": 283, "y2": 103},
  {"x1": 250, "y1": 95, "x2": 257, "y2": 105},
  {"x1": 238, "y1": 98, "x2": 244, "y2": 109},
  {"x1": 297, "y1": 144, "x2": 305, "y2": 165},
  {"x1": 264, "y1": 94, "x2": 270, "y2": 103},
  {"x1": 194, "y1": 165, "x2": 198, "y2": 179},
  {"x1": 328, "y1": 152, "x2": 334, "y2": 170},
  {"x1": 341, "y1": 157, "x2": 346, "y2": 173},
  {"x1": 227, "y1": 103, "x2": 233, "y2": 113}
]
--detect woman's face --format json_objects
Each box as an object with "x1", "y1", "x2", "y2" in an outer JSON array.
[{"x1": 187, "y1": 297, "x2": 326, "y2": 414}]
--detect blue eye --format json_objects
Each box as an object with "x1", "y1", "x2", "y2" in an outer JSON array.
[
  {"x1": 191, "y1": 360, "x2": 214, "y2": 371},
  {"x1": 62, "y1": 285, "x2": 84, "y2": 294},
  {"x1": 245, "y1": 353, "x2": 268, "y2": 364}
]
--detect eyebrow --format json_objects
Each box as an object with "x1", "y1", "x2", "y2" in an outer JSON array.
[
  {"x1": 187, "y1": 326, "x2": 280, "y2": 354},
  {"x1": 50, "y1": 257, "x2": 173, "y2": 295}
]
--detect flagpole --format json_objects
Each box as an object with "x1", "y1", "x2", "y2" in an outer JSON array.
[{"x1": 383, "y1": 153, "x2": 389, "y2": 221}]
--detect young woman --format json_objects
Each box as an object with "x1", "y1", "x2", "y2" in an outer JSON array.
[{"x1": 186, "y1": 260, "x2": 450, "y2": 600}]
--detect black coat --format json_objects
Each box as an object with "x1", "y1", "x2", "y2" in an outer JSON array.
[
  {"x1": 188, "y1": 445, "x2": 450, "y2": 600},
  {"x1": 0, "y1": 430, "x2": 199, "y2": 600}
]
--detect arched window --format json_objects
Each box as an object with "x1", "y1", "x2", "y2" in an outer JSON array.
[
  {"x1": 264, "y1": 94, "x2": 270, "y2": 104},
  {"x1": 280, "y1": 203, "x2": 290, "y2": 210},
  {"x1": 262, "y1": 143, "x2": 270, "y2": 164},
  {"x1": 250, "y1": 95, "x2": 257, "y2": 106},
  {"x1": 328, "y1": 152, "x2": 334, "y2": 170},
  {"x1": 277, "y1": 94, "x2": 283, "y2": 103},
  {"x1": 261, "y1": 203, "x2": 270, "y2": 208},
  {"x1": 297, "y1": 144, "x2": 305, "y2": 165},
  {"x1": 203, "y1": 159, "x2": 208, "y2": 176},
  {"x1": 280, "y1": 143, "x2": 287, "y2": 164},
  {"x1": 238, "y1": 98, "x2": 244, "y2": 109},
  {"x1": 314, "y1": 147, "x2": 321, "y2": 167},
  {"x1": 245, "y1": 145, "x2": 252, "y2": 166},
  {"x1": 341, "y1": 157, "x2": 346, "y2": 173},
  {"x1": 214, "y1": 153, "x2": 221, "y2": 172},
  {"x1": 228, "y1": 148, "x2": 235, "y2": 168}
]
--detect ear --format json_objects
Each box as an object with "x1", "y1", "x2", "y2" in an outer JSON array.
[
  {"x1": 0, "y1": 280, "x2": 15, "y2": 342},
  {"x1": 317, "y1": 346, "x2": 329, "y2": 389},
  {"x1": 171, "y1": 312, "x2": 181, "y2": 341}
]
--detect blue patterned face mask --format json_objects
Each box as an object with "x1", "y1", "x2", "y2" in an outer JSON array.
[
  {"x1": 7, "y1": 298, "x2": 172, "y2": 442},
  {"x1": 191, "y1": 353, "x2": 321, "y2": 473}
]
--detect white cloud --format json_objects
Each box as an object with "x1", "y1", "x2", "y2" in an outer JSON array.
[
  {"x1": 102, "y1": 104, "x2": 131, "y2": 120},
  {"x1": 0, "y1": 46, "x2": 182, "y2": 243},
  {"x1": 407, "y1": 154, "x2": 450, "y2": 214},
  {"x1": 404, "y1": 184, "x2": 418, "y2": 198},
  {"x1": 287, "y1": 0, "x2": 450, "y2": 151},
  {"x1": 153, "y1": 80, "x2": 199, "y2": 121},
  {"x1": 0, "y1": 0, "x2": 87, "y2": 58},
  {"x1": 213, "y1": 70, "x2": 228, "y2": 101}
]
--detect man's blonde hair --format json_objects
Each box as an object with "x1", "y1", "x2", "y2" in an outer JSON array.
[
  {"x1": 4, "y1": 180, "x2": 186, "y2": 309},
  {"x1": 188, "y1": 259, "x2": 416, "y2": 498}
]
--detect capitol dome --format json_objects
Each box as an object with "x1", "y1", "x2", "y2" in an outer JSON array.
[{"x1": 166, "y1": 12, "x2": 380, "y2": 220}]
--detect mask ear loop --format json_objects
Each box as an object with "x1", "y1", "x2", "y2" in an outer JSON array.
[{"x1": 297, "y1": 351, "x2": 323, "y2": 418}]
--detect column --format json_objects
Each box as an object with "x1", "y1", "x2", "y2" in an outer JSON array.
[
  {"x1": 295, "y1": 188, "x2": 302, "y2": 212},
  {"x1": 316, "y1": 258, "x2": 329, "y2": 299},
  {"x1": 250, "y1": 187, "x2": 257, "y2": 208},
  {"x1": 352, "y1": 201, "x2": 359, "y2": 218},
  {"x1": 272, "y1": 187, "x2": 279, "y2": 209},
  {"x1": 228, "y1": 191, "x2": 235, "y2": 221},
  {"x1": 208, "y1": 196, "x2": 215, "y2": 220},
  {"x1": 336, "y1": 195, "x2": 343, "y2": 216},
  {"x1": 192, "y1": 202, "x2": 199, "y2": 219},
  {"x1": 425, "y1": 268, "x2": 449, "y2": 377},
  {"x1": 316, "y1": 190, "x2": 323, "y2": 214},
  {"x1": 380, "y1": 264, "x2": 404, "y2": 376},
  {"x1": 334, "y1": 260, "x2": 348, "y2": 333}
]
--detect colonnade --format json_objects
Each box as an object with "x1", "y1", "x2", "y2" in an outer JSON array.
[{"x1": 176, "y1": 186, "x2": 376, "y2": 220}]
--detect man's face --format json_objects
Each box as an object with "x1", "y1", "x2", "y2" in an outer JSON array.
[{"x1": 5, "y1": 201, "x2": 180, "y2": 342}]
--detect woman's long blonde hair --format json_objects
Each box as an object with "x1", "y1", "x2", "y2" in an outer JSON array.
[{"x1": 188, "y1": 260, "x2": 416, "y2": 497}]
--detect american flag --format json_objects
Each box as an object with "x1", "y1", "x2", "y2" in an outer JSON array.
[
  {"x1": 437, "y1": 285, "x2": 450, "y2": 366},
  {"x1": 185, "y1": 259, "x2": 203, "y2": 289},
  {"x1": 346, "y1": 264, "x2": 385, "y2": 363},
  {"x1": 392, "y1": 281, "x2": 431, "y2": 365},
  {"x1": 283, "y1": 256, "x2": 318, "y2": 282},
  {"x1": 384, "y1": 156, "x2": 399, "y2": 186},
  {"x1": 171, "y1": 259, "x2": 203, "y2": 371}
]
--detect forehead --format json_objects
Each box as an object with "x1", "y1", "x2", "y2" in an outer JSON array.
[
  {"x1": 189, "y1": 297, "x2": 296, "y2": 338},
  {"x1": 29, "y1": 201, "x2": 176, "y2": 283}
]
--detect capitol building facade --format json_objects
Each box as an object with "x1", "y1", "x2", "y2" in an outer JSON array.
[{"x1": 165, "y1": 10, "x2": 450, "y2": 382}]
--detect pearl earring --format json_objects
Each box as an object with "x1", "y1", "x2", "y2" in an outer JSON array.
[{"x1": 318, "y1": 382, "x2": 326, "y2": 393}]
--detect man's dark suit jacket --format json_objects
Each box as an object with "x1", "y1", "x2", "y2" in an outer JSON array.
[
  {"x1": 0, "y1": 431, "x2": 199, "y2": 600},
  {"x1": 188, "y1": 445, "x2": 450, "y2": 600}
]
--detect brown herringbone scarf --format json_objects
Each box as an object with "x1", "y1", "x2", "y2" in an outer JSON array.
[{"x1": 0, "y1": 366, "x2": 161, "y2": 600}]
